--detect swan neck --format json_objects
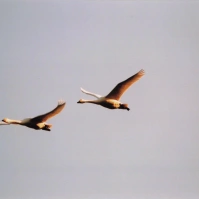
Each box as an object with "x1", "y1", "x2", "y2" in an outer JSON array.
[
  {"x1": 82, "y1": 99, "x2": 99, "y2": 104},
  {"x1": 8, "y1": 119, "x2": 22, "y2": 124}
]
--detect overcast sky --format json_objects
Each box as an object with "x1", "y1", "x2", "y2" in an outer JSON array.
[{"x1": 0, "y1": 1, "x2": 199, "y2": 199}]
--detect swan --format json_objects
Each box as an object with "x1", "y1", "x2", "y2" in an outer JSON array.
[
  {"x1": 77, "y1": 69, "x2": 145, "y2": 111},
  {"x1": 0, "y1": 100, "x2": 66, "y2": 131}
]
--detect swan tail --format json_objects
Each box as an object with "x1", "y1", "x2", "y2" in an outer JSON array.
[
  {"x1": 45, "y1": 124, "x2": 52, "y2": 129},
  {"x1": 42, "y1": 124, "x2": 52, "y2": 131},
  {"x1": 42, "y1": 128, "x2": 51, "y2": 131}
]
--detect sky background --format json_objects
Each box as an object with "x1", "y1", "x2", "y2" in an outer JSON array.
[{"x1": 0, "y1": 1, "x2": 199, "y2": 199}]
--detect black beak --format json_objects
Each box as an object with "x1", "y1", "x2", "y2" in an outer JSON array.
[{"x1": 127, "y1": 108, "x2": 130, "y2": 111}]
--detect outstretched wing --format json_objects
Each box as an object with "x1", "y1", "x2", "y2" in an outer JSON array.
[
  {"x1": 0, "y1": 122, "x2": 10, "y2": 125},
  {"x1": 31, "y1": 100, "x2": 66, "y2": 122},
  {"x1": 81, "y1": 87, "x2": 101, "y2": 99},
  {"x1": 105, "y1": 69, "x2": 145, "y2": 100}
]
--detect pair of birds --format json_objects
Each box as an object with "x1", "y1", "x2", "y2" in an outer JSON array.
[{"x1": 0, "y1": 69, "x2": 145, "y2": 131}]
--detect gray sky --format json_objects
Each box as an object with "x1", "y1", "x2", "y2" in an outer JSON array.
[{"x1": 0, "y1": 1, "x2": 199, "y2": 199}]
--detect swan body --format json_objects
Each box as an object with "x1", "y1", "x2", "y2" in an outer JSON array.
[
  {"x1": 77, "y1": 69, "x2": 145, "y2": 111},
  {"x1": 1, "y1": 100, "x2": 66, "y2": 131},
  {"x1": 78, "y1": 98, "x2": 124, "y2": 109}
]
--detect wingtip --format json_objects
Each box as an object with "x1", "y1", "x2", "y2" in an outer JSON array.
[
  {"x1": 80, "y1": 87, "x2": 86, "y2": 92},
  {"x1": 58, "y1": 99, "x2": 66, "y2": 106},
  {"x1": 139, "y1": 69, "x2": 145, "y2": 76}
]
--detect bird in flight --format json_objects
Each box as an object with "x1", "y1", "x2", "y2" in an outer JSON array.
[
  {"x1": 77, "y1": 69, "x2": 145, "y2": 111},
  {"x1": 0, "y1": 100, "x2": 66, "y2": 131}
]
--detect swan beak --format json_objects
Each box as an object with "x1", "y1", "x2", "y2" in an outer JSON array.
[
  {"x1": 77, "y1": 101, "x2": 80, "y2": 103},
  {"x1": 2, "y1": 119, "x2": 5, "y2": 122}
]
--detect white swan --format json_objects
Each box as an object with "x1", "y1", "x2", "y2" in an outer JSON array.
[
  {"x1": 77, "y1": 69, "x2": 145, "y2": 111},
  {"x1": 0, "y1": 100, "x2": 66, "y2": 131}
]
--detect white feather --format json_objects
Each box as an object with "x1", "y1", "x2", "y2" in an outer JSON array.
[{"x1": 80, "y1": 87, "x2": 102, "y2": 99}]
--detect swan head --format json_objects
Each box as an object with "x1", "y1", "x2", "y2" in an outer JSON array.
[
  {"x1": 77, "y1": 99, "x2": 85, "y2": 103},
  {"x1": 2, "y1": 118, "x2": 21, "y2": 124},
  {"x1": 2, "y1": 118, "x2": 11, "y2": 123},
  {"x1": 120, "y1": 104, "x2": 130, "y2": 111}
]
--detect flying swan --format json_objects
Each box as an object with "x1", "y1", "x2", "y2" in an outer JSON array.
[
  {"x1": 0, "y1": 100, "x2": 66, "y2": 131},
  {"x1": 77, "y1": 69, "x2": 145, "y2": 111}
]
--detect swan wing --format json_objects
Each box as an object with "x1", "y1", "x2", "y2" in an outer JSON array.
[
  {"x1": 105, "y1": 69, "x2": 145, "y2": 100},
  {"x1": 0, "y1": 122, "x2": 10, "y2": 125},
  {"x1": 31, "y1": 100, "x2": 66, "y2": 122},
  {"x1": 81, "y1": 87, "x2": 101, "y2": 99}
]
